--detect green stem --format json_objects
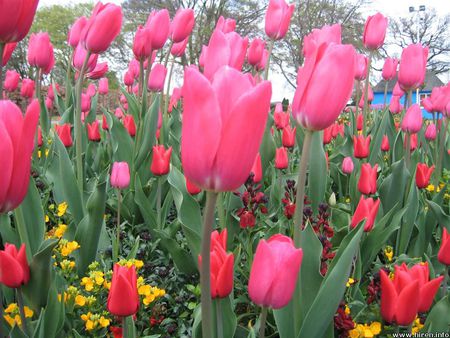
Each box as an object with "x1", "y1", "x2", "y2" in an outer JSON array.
[
  {"x1": 259, "y1": 307, "x2": 268, "y2": 338},
  {"x1": 74, "y1": 52, "x2": 91, "y2": 195},
  {"x1": 65, "y1": 54, "x2": 73, "y2": 109},
  {"x1": 362, "y1": 52, "x2": 373, "y2": 136},
  {"x1": 435, "y1": 117, "x2": 448, "y2": 186},
  {"x1": 138, "y1": 59, "x2": 144, "y2": 102},
  {"x1": 405, "y1": 132, "x2": 411, "y2": 170},
  {"x1": 216, "y1": 299, "x2": 224, "y2": 338},
  {"x1": 16, "y1": 288, "x2": 29, "y2": 336},
  {"x1": 0, "y1": 43, "x2": 4, "y2": 96},
  {"x1": 200, "y1": 191, "x2": 218, "y2": 338},
  {"x1": 157, "y1": 176, "x2": 162, "y2": 228},
  {"x1": 114, "y1": 190, "x2": 122, "y2": 262},
  {"x1": 163, "y1": 41, "x2": 174, "y2": 68},
  {"x1": 217, "y1": 193, "x2": 226, "y2": 230},
  {"x1": 122, "y1": 316, "x2": 128, "y2": 338},
  {"x1": 34, "y1": 67, "x2": 41, "y2": 101},
  {"x1": 160, "y1": 59, "x2": 174, "y2": 145},
  {"x1": 354, "y1": 81, "x2": 360, "y2": 135},
  {"x1": 442, "y1": 265, "x2": 448, "y2": 298},
  {"x1": 383, "y1": 82, "x2": 388, "y2": 108},
  {"x1": 263, "y1": 40, "x2": 275, "y2": 81}
]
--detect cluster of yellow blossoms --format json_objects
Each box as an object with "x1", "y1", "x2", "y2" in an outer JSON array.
[
  {"x1": 349, "y1": 322, "x2": 381, "y2": 338},
  {"x1": 80, "y1": 312, "x2": 110, "y2": 331},
  {"x1": 3, "y1": 303, "x2": 33, "y2": 327}
]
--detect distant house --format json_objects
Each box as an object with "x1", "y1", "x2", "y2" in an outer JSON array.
[{"x1": 372, "y1": 70, "x2": 444, "y2": 118}]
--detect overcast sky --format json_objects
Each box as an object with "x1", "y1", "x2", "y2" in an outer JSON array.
[{"x1": 38, "y1": 0, "x2": 450, "y2": 100}]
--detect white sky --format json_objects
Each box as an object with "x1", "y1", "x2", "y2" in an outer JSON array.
[{"x1": 38, "y1": 0, "x2": 450, "y2": 101}]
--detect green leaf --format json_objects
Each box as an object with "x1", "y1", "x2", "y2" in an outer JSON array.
[
  {"x1": 427, "y1": 200, "x2": 450, "y2": 229},
  {"x1": 397, "y1": 178, "x2": 419, "y2": 254},
  {"x1": 369, "y1": 109, "x2": 390, "y2": 165},
  {"x1": 308, "y1": 131, "x2": 327, "y2": 214},
  {"x1": 423, "y1": 296, "x2": 450, "y2": 332},
  {"x1": 379, "y1": 159, "x2": 408, "y2": 214},
  {"x1": 105, "y1": 111, "x2": 134, "y2": 164}
]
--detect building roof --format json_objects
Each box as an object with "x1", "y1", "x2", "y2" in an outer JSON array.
[{"x1": 373, "y1": 70, "x2": 444, "y2": 93}]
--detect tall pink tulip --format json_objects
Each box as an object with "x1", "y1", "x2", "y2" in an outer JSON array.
[
  {"x1": 148, "y1": 64, "x2": 167, "y2": 92},
  {"x1": 398, "y1": 44, "x2": 428, "y2": 92},
  {"x1": 354, "y1": 53, "x2": 368, "y2": 81},
  {"x1": 73, "y1": 44, "x2": 98, "y2": 72},
  {"x1": 382, "y1": 57, "x2": 398, "y2": 81},
  {"x1": 171, "y1": 8, "x2": 195, "y2": 43},
  {"x1": 111, "y1": 162, "x2": 130, "y2": 189},
  {"x1": 401, "y1": 104, "x2": 423, "y2": 133},
  {"x1": 363, "y1": 13, "x2": 388, "y2": 50},
  {"x1": 247, "y1": 38, "x2": 266, "y2": 67},
  {"x1": 133, "y1": 25, "x2": 152, "y2": 61},
  {"x1": 82, "y1": 2, "x2": 123, "y2": 54},
  {"x1": 248, "y1": 234, "x2": 303, "y2": 309},
  {"x1": 4, "y1": 70, "x2": 20, "y2": 92},
  {"x1": 181, "y1": 66, "x2": 271, "y2": 192},
  {"x1": 98, "y1": 78, "x2": 109, "y2": 95},
  {"x1": 68, "y1": 16, "x2": 88, "y2": 48},
  {"x1": 303, "y1": 24, "x2": 341, "y2": 57},
  {"x1": 28, "y1": 32, "x2": 54, "y2": 71},
  {"x1": 292, "y1": 43, "x2": 356, "y2": 131},
  {"x1": 424, "y1": 123, "x2": 437, "y2": 141},
  {"x1": 0, "y1": 0, "x2": 39, "y2": 43},
  {"x1": 264, "y1": 0, "x2": 295, "y2": 41},
  {"x1": 342, "y1": 157, "x2": 354, "y2": 174},
  {"x1": 0, "y1": 100, "x2": 39, "y2": 213},
  {"x1": 20, "y1": 78, "x2": 34, "y2": 99},
  {"x1": 215, "y1": 16, "x2": 236, "y2": 33},
  {"x1": 389, "y1": 95, "x2": 402, "y2": 114},
  {"x1": 146, "y1": 9, "x2": 170, "y2": 50}
]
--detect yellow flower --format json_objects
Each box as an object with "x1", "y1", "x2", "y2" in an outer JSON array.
[
  {"x1": 4, "y1": 303, "x2": 18, "y2": 313},
  {"x1": 346, "y1": 278, "x2": 355, "y2": 287},
  {"x1": 346, "y1": 198, "x2": 351, "y2": 203},
  {"x1": 45, "y1": 215, "x2": 49, "y2": 223},
  {"x1": 91, "y1": 271, "x2": 104, "y2": 286},
  {"x1": 384, "y1": 246, "x2": 393, "y2": 262},
  {"x1": 81, "y1": 277, "x2": 94, "y2": 292},
  {"x1": 45, "y1": 149, "x2": 49, "y2": 157},
  {"x1": 426, "y1": 184, "x2": 435, "y2": 192},
  {"x1": 138, "y1": 284, "x2": 151, "y2": 296},
  {"x1": 24, "y1": 307, "x2": 33, "y2": 318},
  {"x1": 412, "y1": 317, "x2": 424, "y2": 334},
  {"x1": 38, "y1": 150, "x2": 42, "y2": 158},
  {"x1": 344, "y1": 305, "x2": 350, "y2": 315},
  {"x1": 75, "y1": 295, "x2": 86, "y2": 307},
  {"x1": 3, "y1": 315, "x2": 15, "y2": 327},
  {"x1": 98, "y1": 316, "x2": 110, "y2": 328},
  {"x1": 369, "y1": 322, "x2": 381, "y2": 335},
  {"x1": 61, "y1": 241, "x2": 80, "y2": 256},
  {"x1": 349, "y1": 322, "x2": 381, "y2": 338},
  {"x1": 57, "y1": 202, "x2": 68, "y2": 217},
  {"x1": 54, "y1": 224, "x2": 67, "y2": 238},
  {"x1": 60, "y1": 259, "x2": 75, "y2": 271}
]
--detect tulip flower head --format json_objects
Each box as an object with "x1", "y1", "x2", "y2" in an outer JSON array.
[
  {"x1": 148, "y1": 64, "x2": 167, "y2": 92},
  {"x1": 247, "y1": 38, "x2": 266, "y2": 67},
  {"x1": 110, "y1": 162, "x2": 130, "y2": 189},
  {"x1": 0, "y1": 243, "x2": 30, "y2": 288},
  {"x1": 107, "y1": 264, "x2": 139, "y2": 317},
  {"x1": 87, "y1": 120, "x2": 101, "y2": 142},
  {"x1": 185, "y1": 175, "x2": 202, "y2": 195},
  {"x1": 55, "y1": 123, "x2": 73, "y2": 147},
  {"x1": 424, "y1": 123, "x2": 437, "y2": 141},
  {"x1": 398, "y1": 44, "x2": 428, "y2": 92},
  {"x1": 381, "y1": 135, "x2": 390, "y2": 152},
  {"x1": 282, "y1": 125, "x2": 296, "y2": 148},
  {"x1": 0, "y1": 0, "x2": 39, "y2": 43},
  {"x1": 4, "y1": 70, "x2": 20, "y2": 92},
  {"x1": 438, "y1": 228, "x2": 450, "y2": 266},
  {"x1": 275, "y1": 147, "x2": 289, "y2": 169},
  {"x1": 145, "y1": 9, "x2": 170, "y2": 50},
  {"x1": 342, "y1": 157, "x2": 354, "y2": 174},
  {"x1": 350, "y1": 196, "x2": 380, "y2": 231},
  {"x1": 358, "y1": 163, "x2": 378, "y2": 195},
  {"x1": 264, "y1": 0, "x2": 295, "y2": 40},
  {"x1": 68, "y1": 16, "x2": 88, "y2": 48},
  {"x1": 401, "y1": 104, "x2": 423, "y2": 134},
  {"x1": 382, "y1": 57, "x2": 398, "y2": 81},
  {"x1": 353, "y1": 135, "x2": 371, "y2": 159},
  {"x1": 171, "y1": 8, "x2": 195, "y2": 43},
  {"x1": 415, "y1": 163, "x2": 434, "y2": 189},
  {"x1": 123, "y1": 115, "x2": 136, "y2": 137},
  {"x1": 363, "y1": 13, "x2": 388, "y2": 50},
  {"x1": 151, "y1": 145, "x2": 172, "y2": 176},
  {"x1": 250, "y1": 153, "x2": 263, "y2": 183}
]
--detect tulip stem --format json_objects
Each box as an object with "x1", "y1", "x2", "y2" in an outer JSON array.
[
  {"x1": 157, "y1": 176, "x2": 162, "y2": 228},
  {"x1": 122, "y1": 316, "x2": 128, "y2": 338},
  {"x1": 442, "y1": 265, "x2": 449, "y2": 298},
  {"x1": 200, "y1": 191, "x2": 218, "y2": 338},
  {"x1": 138, "y1": 59, "x2": 144, "y2": 101},
  {"x1": 362, "y1": 52, "x2": 373, "y2": 136},
  {"x1": 383, "y1": 82, "x2": 388, "y2": 109},
  {"x1": 0, "y1": 287, "x2": 4, "y2": 338},
  {"x1": 216, "y1": 299, "x2": 224, "y2": 338},
  {"x1": 16, "y1": 288, "x2": 29, "y2": 336},
  {"x1": 113, "y1": 189, "x2": 122, "y2": 262},
  {"x1": 74, "y1": 52, "x2": 91, "y2": 195},
  {"x1": 354, "y1": 81, "x2": 360, "y2": 135},
  {"x1": 259, "y1": 307, "x2": 268, "y2": 338},
  {"x1": 405, "y1": 132, "x2": 411, "y2": 170},
  {"x1": 217, "y1": 193, "x2": 226, "y2": 230},
  {"x1": 0, "y1": 43, "x2": 4, "y2": 96},
  {"x1": 435, "y1": 117, "x2": 448, "y2": 186},
  {"x1": 263, "y1": 39, "x2": 275, "y2": 81},
  {"x1": 163, "y1": 41, "x2": 174, "y2": 68}
]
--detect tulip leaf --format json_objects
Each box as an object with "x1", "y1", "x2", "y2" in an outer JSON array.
[
  {"x1": 33, "y1": 284, "x2": 65, "y2": 338},
  {"x1": 396, "y1": 177, "x2": 419, "y2": 254},
  {"x1": 368, "y1": 109, "x2": 390, "y2": 165},
  {"x1": 216, "y1": 297, "x2": 237, "y2": 338},
  {"x1": 427, "y1": 200, "x2": 450, "y2": 232},
  {"x1": 124, "y1": 316, "x2": 137, "y2": 338},
  {"x1": 46, "y1": 135, "x2": 85, "y2": 225},
  {"x1": 105, "y1": 111, "x2": 134, "y2": 164},
  {"x1": 259, "y1": 117, "x2": 276, "y2": 177},
  {"x1": 74, "y1": 173, "x2": 107, "y2": 275},
  {"x1": 308, "y1": 131, "x2": 327, "y2": 214},
  {"x1": 297, "y1": 224, "x2": 364, "y2": 338},
  {"x1": 423, "y1": 296, "x2": 450, "y2": 332},
  {"x1": 22, "y1": 238, "x2": 59, "y2": 311},
  {"x1": 120, "y1": 87, "x2": 140, "y2": 121},
  {"x1": 39, "y1": 97, "x2": 50, "y2": 134},
  {"x1": 379, "y1": 159, "x2": 409, "y2": 214}
]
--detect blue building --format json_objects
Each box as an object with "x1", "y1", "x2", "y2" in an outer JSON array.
[{"x1": 372, "y1": 70, "x2": 444, "y2": 118}]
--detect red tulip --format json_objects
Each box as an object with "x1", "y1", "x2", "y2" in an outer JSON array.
[
  {"x1": 0, "y1": 243, "x2": 30, "y2": 288},
  {"x1": 358, "y1": 163, "x2": 378, "y2": 195},
  {"x1": 45, "y1": 97, "x2": 53, "y2": 110},
  {"x1": 303, "y1": 24, "x2": 341, "y2": 58},
  {"x1": 415, "y1": 163, "x2": 434, "y2": 189},
  {"x1": 353, "y1": 135, "x2": 370, "y2": 159},
  {"x1": 342, "y1": 157, "x2": 354, "y2": 174},
  {"x1": 0, "y1": 100, "x2": 39, "y2": 212},
  {"x1": 20, "y1": 78, "x2": 34, "y2": 99},
  {"x1": 264, "y1": 0, "x2": 295, "y2": 40},
  {"x1": 171, "y1": 8, "x2": 195, "y2": 43},
  {"x1": 382, "y1": 57, "x2": 398, "y2": 81},
  {"x1": 354, "y1": 53, "x2": 368, "y2": 81},
  {"x1": 123, "y1": 115, "x2": 136, "y2": 137},
  {"x1": 107, "y1": 264, "x2": 139, "y2": 317},
  {"x1": 323, "y1": 126, "x2": 332, "y2": 145},
  {"x1": 185, "y1": 176, "x2": 201, "y2": 195},
  {"x1": 250, "y1": 153, "x2": 262, "y2": 183},
  {"x1": 81, "y1": 93, "x2": 91, "y2": 113},
  {"x1": 2, "y1": 42, "x2": 17, "y2": 66},
  {"x1": 247, "y1": 38, "x2": 266, "y2": 67},
  {"x1": 350, "y1": 196, "x2": 380, "y2": 231},
  {"x1": 82, "y1": 2, "x2": 123, "y2": 54},
  {"x1": 282, "y1": 125, "x2": 296, "y2": 148},
  {"x1": 98, "y1": 78, "x2": 109, "y2": 95},
  {"x1": 424, "y1": 123, "x2": 437, "y2": 141},
  {"x1": 145, "y1": 9, "x2": 170, "y2": 50},
  {"x1": 273, "y1": 103, "x2": 290, "y2": 129},
  {"x1": 87, "y1": 62, "x2": 108, "y2": 80},
  {"x1": 198, "y1": 229, "x2": 234, "y2": 298},
  {"x1": 356, "y1": 114, "x2": 363, "y2": 131},
  {"x1": 398, "y1": 44, "x2": 428, "y2": 92},
  {"x1": 168, "y1": 87, "x2": 182, "y2": 113},
  {"x1": 380, "y1": 269, "x2": 419, "y2": 326},
  {"x1": 87, "y1": 120, "x2": 101, "y2": 142},
  {"x1": 275, "y1": 147, "x2": 288, "y2": 169},
  {"x1": 0, "y1": 0, "x2": 39, "y2": 43},
  {"x1": 381, "y1": 135, "x2": 390, "y2": 152},
  {"x1": 28, "y1": 32, "x2": 54, "y2": 71},
  {"x1": 133, "y1": 25, "x2": 152, "y2": 61},
  {"x1": 68, "y1": 16, "x2": 88, "y2": 48},
  {"x1": 181, "y1": 66, "x2": 271, "y2": 192},
  {"x1": 170, "y1": 38, "x2": 188, "y2": 57},
  {"x1": 102, "y1": 114, "x2": 109, "y2": 130},
  {"x1": 151, "y1": 145, "x2": 172, "y2": 176},
  {"x1": 148, "y1": 64, "x2": 167, "y2": 92},
  {"x1": 72, "y1": 44, "x2": 98, "y2": 72},
  {"x1": 248, "y1": 234, "x2": 303, "y2": 309},
  {"x1": 438, "y1": 228, "x2": 450, "y2": 266},
  {"x1": 405, "y1": 133, "x2": 418, "y2": 151},
  {"x1": 4, "y1": 70, "x2": 20, "y2": 92},
  {"x1": 401, "y1": 104, "x2": 422, "y2": 133},
  {"x1": 111, "y1": 162, "x2": 130, "y2": 189},
  {"x1": 215, "y1": 16, "x2": 236, "y2": 33},
  {"x1": 363, "y1": 13, "x2": 388, "y2": 50},
  {"x1": 55, "y1": 123, "x2": 73, "y2": 147},
  {"x1": 389, "y1": 95, "x2": 402, "y2": 114},
  {"x1": 292, "y1": 41, "x2": 355, "y2": 131}
]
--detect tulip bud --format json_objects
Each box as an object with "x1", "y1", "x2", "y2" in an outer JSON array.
[
  {"x1": 424, "y1": 123, "x2": 437, "y2": 141},
  {"x1": 274, "y1": 103, "x2": 290, "y2": 129},
  {"x1": 342, "y1": 157, "x2": 354, "y2": 174},
  {"x1": 363, "y1": 13, "x2": 388, "y2": 50},
  {"x1": 111, "y1": 162, "x2": 130, "y2": 189},
  {"x1": 353, "y1": 135, "x2": 370, "y2": 159},
  {"x1": 107, "y1": 264, "x2": 139, "y2": 317},
  {"x1": 275, "y1": 147, "x2": 288, "y2": 169},
  {"x1": 102, "y1": 114, "x2": 109, "y2": 130},
  {"x1": 87, "y1": 120, "x2": 101, "y2": 142},
  {"x1": 398, "y1": 44, "x2": 428, "y2": 92},
  {"x1": 247, "y1": 38, "x2": 266, "y2": 66},
  {"x1": 27, "y1": 32, "x2": 54, "y2": 71},
  {"x1": 145, "y1": 9, "x2": 170, "y2": 50},
  {"x1": 20, "y1": 78, "x2": 35, "y2": 99},
  {"x1": 248, "y1": 234, "x2": 303, "y2": 309},
  {"x1": 170, "y1": 38, "x2": 188, "y2": 57},
  {"x1": 401, "y1": 104, "x2": 423, "y2": 134},
  {"x1": 68, "y1": 16, "x2": 88, "y2": 48},
  {"x1": 185, "y1": 176, "x2": 201, "y2": 195},
  {"x1": 389, "y1": 95, "x2": 402, "y2": 114},
  {"x1": 382, "y1": 57, "x2": 398, "y2": 81},
  {"x1": 123, "y1": 115, "x2": 136, "y2": 137},
  {"x1": 87, "y1": 62, "x2": 108, "y2": 80},
  {"x1": 0, "y1": 0, "x2": 39, "y2": 44},
  {"x1": 381, "y1": 135, "x2": 390, "y2": 152},
  {"x1": 358, "y1": 163, "x2": 378, "y2": 195},
  {"x1": 55, "y1": 124, "x2": 73, "y2": 147},
  {"x1": 215, "y1": 16, "x2": 236, "y2": 33},
  {"x1": 148, "y1": 64, "x2": 167, "y2": 92},
  {"x1": 98, "y1": 78, "x2": 109, "y2": 95},
  {"x1": 0, "y1": 243, "x2": 30, "y2": 288},
  {"x1": 81, "y1": 93, "x2": 91, "y2": 113},
  {"x1": 282, "y1": 125, "x2": 296, "y2": 148},
  {"x1": 73, "y1": 44, "x2": 98, "y2": 73},
  {"x1": 422, "y1": 97, "x2": 434, "y2": 113},
  {"x1": 4, "y1": 70, "x2": 20, "y2": 92},
  {"x1": 151, "y1": 145, "x2": 172, "y2": 176},
  {"x1": 350, "y1": 196, "x2": 380, "y2": 231},
  {"x1": 354, "y1": 53, "x2": 368, "y2": 81},
  {"x1": 438, "y1": 228, "x2": 450, "y2": 266},
  {"x1": 171, "y1": 8, "x2": 195, "y2": 43},
  {"x1": 328, "y1": 192, "x2": 336, "y2": 206},
  {"x1": 133, "y1": 25, "x2": 152, "y2": 61},
  {"x1": 86, "y1": 83, "x2": 97, "y2": 97},
  {"x1": 415, "y1": 163, "x2": 434, "y2": 189},
  {"x1": 264, "y1": 0, "x2": 295, "y2": 40}
]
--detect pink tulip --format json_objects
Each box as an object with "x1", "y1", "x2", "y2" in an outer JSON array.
[
  {"x1": 350, "y1": 196, "x2": 380, "y2": 231},
  {"x1": 28, "y1": 32, "x2": 54, "y2": 71},
  {"x1": 265, "y1": 0, "x2": 295, "y2": 40},
  {"x1": 4, "y1": 70, "x2": 20, "y2": 92},
  {"x1": 0, "y1": 0, "x2": 39, "y2": 43},
  {"x1": 342, "y1": 157, "x2": 354, "y2": 174},
  {"x1": 282, "y1": 125, "x2": 296, "y2": 148},
  {"x1": 358, "y1": 85, "x2": 374, "y2": 108},
  {"x1": 0, "y1": 243, "x2": 30, "y2": 288},
  {"x1": 292, "y1": 42, "x2": 355, "y2": 131},
  {"x1": 86, "y1": 83, "x2": 96, "y2": 97},
  {"x1": 98, "y1": 78, "x2": 109, "y2": 95},
  {"x1": 87, "y1": 62, "x2": 108, "y2": 79},
  {"x1": 424, "y1": 123, "x2": 437, "y2": 141},
  {"x1": 438, "y1": 228, "x2": 450, "y2": 266},
  {"x1": 145, "y1": 9, "x2": 170, "y2": 50},
  {"x1": 0, "y1": 100, "x2": 39, "y2": 213},
  {"x1": 68, "y1": 16, "x2": 88, "y2": 48},
  {"x1": 358, "y1": 163, "x2": 378, "y2": 195},
  {"x1": 354, "y1": 53, "x2": 368, "y2": 81},
  {"x1": 401, "y1": 104, "x2": 423, "y2": 134},
  {"x1": 274, "y1": 103, "x2": 290, "y2": 129},
  {"x1": 382, "y1": 57, "x2": 398, "y2": 81},
  {"x1": 171, "y1": 8, "x2": 195, "y2": 43},
  {"x1": 303, "y1": 24, "x2": 341, "y2": 57},
  {"x1": 73, "y1": 44, "x2": 98, "y2": 72},
  {"x1": 133, "y1": 25, "x2": 152, "y2": 61},
  {"x1": 363, "y1": 13, "x2": 388, "y2": 50},
  {"x1": 2, "y1": 42, "x2": 17, "y2": 66},
  {"x1": 392, "y1": 82, "x2": 404, "y2": 97},
  {"x1": 111, "y1": 162, "x2": 130, "y2": 189},
  {"x1": 81, "y1": 93, "x2": 91, "y2": 112},
  {"x1": 389, "y1": 95, "x2": 402, "y2": 114},
  {"x1": 181, "y1": 66, "x2": 271, "y2": 192},
  {"x1": 422, "y1": 97, "x2": 434, "y2": 113},
  {"x1": 20, "y1": 78, "x2": 34, "y2": 99},
  {"x1": 256, "y1": 49, "x2": 269, "y2": 71},
  {"x1": 45, "y1": 97, "x2": 53, "y2": 110},
  {"x1": 215, "y1": 16, "x2": 236, "y2": 33},
  {"x1": 247, "y1": 38, "x2": 266, "y2": 67},
  {"x1": 398, "y1": 44, "x2": 428, "y2": 92},
  {"x1": 148, "y1": 64, "x2": 167, "y2": 92},
  {"x1": 123, "y1": 71, "x2": 134, "y2": 87},
  {"x1": 185, "y1": 175, "x2": 201, "y2": 195},
  {"x1": 171, "y1": 38, "x2": 188, "y2": 57},
  {"x1": 275, "y1": 147, "x2": 289, "y2": 169},
  {"x1": 248, "y1": 234, "x2": 303, "y2": 309},
  {"x1": 128, "y1": 59, "x2": 140, "y2": 79},
  {"x1": 381, "y1": 135, "x2": 390, "y2": 152},
  {"x1": 114, "y1": 107, "x2": 124, "y2": 119},
  {"x1": 82, "y1": 2, "x2": 123, "y2": 54},
  {"x1": 168, "y1": 87, "x2": 182, "y2": 113}
]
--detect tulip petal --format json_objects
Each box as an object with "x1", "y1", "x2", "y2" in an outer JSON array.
[
  {"x1": 380, "y1": 270, "x2": 397, "y2": 323},
  {"x1": 0, "y1": 251, "x2": 24, "y2": 288},
  {"x1": 395, "y1": 280, "x2": 419, "y2": 326},
  {"x1": 0, "y1": 121, "x2": 13, "y2": 212},
  {"x1": 203, "y1": 30, "x2": 231, "y2": 81},
  {"x1": 418, "y1": 276, "x2": 443, "y2": 313},
  {"x1": 216, "y1": 253, "x2": 234, "y2": 298}
]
